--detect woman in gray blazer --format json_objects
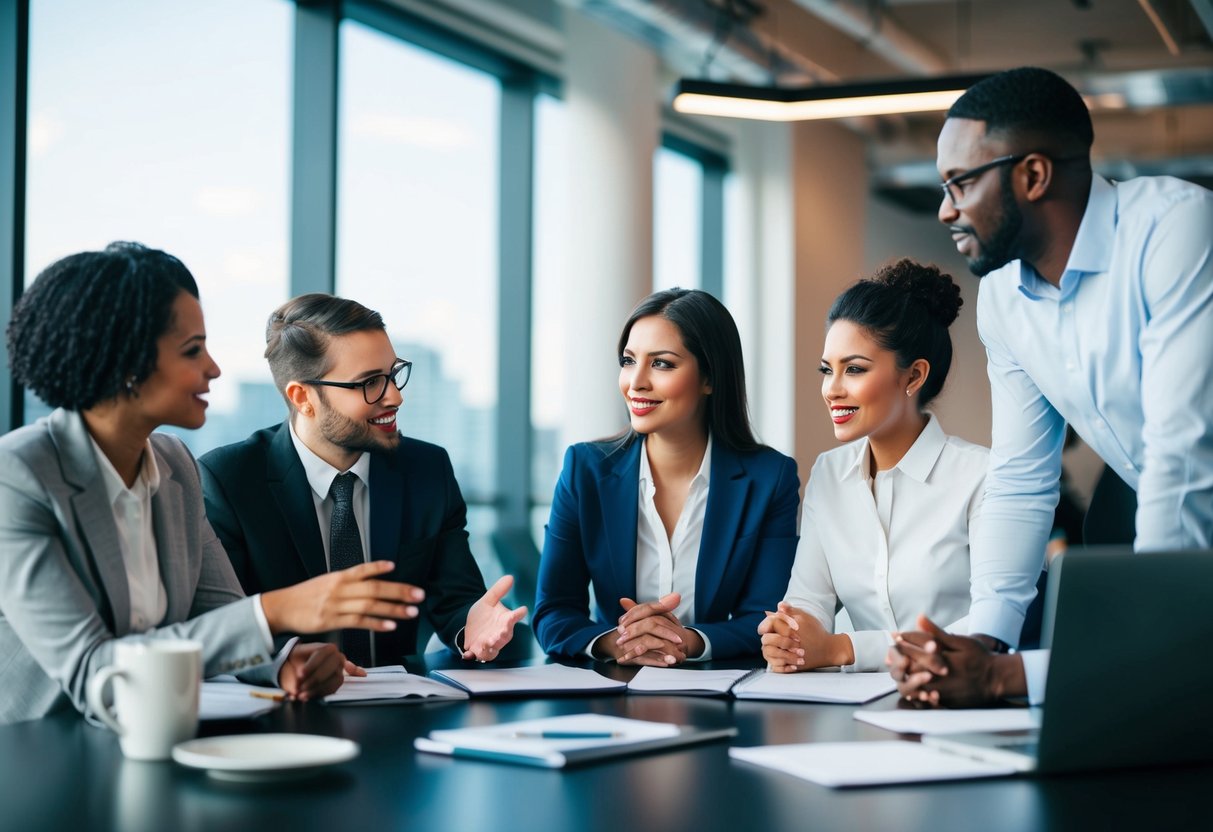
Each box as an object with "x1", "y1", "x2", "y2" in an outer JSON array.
[{"x1": 0, "y1": 243, "x2": 422, "y2": 724}]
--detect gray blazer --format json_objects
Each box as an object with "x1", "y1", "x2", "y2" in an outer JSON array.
[{"x1": 0, "y1": 409, "x2": 274, "y2": 724}]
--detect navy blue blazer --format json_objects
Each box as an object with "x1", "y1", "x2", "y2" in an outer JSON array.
[
  {"x1": 533, "y1": 438, "x2": 800, "y2": 659},
  {"x1": 198, "y1": 422, "x2": 487, "y2": 664}
]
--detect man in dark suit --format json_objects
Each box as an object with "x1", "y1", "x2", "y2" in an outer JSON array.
[{"x1": 200, "y1": 294, "x2": 525, "y2": 667}]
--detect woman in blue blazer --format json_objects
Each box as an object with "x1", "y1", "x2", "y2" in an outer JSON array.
[{"x1": 534, "y1": 288, "x2": 800, "y2": 663}]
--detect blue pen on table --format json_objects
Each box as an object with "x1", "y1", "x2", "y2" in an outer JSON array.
[{"x1": 508, "y1": 730, "x2": 623, "y2": 739}]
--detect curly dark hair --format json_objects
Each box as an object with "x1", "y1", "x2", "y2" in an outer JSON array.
[
  {"x1": 6, "y1": 242, "x2": 199, "y2": 411},
  {"x1": 948, "y1": 67, "x2": 1093, "y2": 153},
  {"x1": 827, "y1": 259, "x2": 963, "y2": 408}
]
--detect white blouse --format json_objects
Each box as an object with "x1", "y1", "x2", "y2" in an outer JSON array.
[
  {"x1": 784, "y1": 414, "x2": 987, "y2": 670},
  {"x1": 89, "y1": 431, "x2": 167, "y2": 634},
  {"x1": 586, "y1": 436, "x2": 714, "y2": 661}
]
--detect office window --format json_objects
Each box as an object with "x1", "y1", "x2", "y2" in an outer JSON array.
[
  {"x1": 652, "y1": 145, "x2": 703, "y2": 292},
  {"x1": 335, "y1": 19, "x2": 501, "y2": 566},
  {"x1": 529, "y1": 92, "x2": 569, "y2": 543},
  {"x1": 23, "y1": 0, "x2": 292, "y2": 451}
]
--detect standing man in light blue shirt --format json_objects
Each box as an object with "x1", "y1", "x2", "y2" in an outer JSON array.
[{"x1": 888, "y1": 67, "x2": 1213, "y2": 707}]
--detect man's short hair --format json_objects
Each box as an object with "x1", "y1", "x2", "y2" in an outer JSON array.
[
  {"x1": 264, "y1": 293, "x2": 385, "y2": 408},
  {"x1": 948, "y1": 67, "x2": 1094, "y2": 152}
]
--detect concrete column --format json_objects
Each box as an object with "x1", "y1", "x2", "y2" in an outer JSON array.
[
  {"x1": 725, "y1": 121, "x2": 796, "y2": 458},
  {"x1": 560, "y1": 14, "x2": 658, "y2": 449},
  {"x1": 791, "y1": 120, "x2": 869, "y2": 473}
]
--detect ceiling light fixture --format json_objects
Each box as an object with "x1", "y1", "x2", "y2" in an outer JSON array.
[{"x1": 671, "y1": 74, "x2": 989, "y2": 122}]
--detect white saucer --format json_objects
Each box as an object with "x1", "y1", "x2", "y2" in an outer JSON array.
[{"x1": 172, "y1": 733, "x2": 360, "y2": 782}]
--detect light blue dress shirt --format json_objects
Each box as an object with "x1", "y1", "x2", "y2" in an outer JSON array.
[{"x1": 971, "y1": 174, "x2": 1213, "y2": 649}]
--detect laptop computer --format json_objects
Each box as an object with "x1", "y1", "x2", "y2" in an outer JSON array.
[{"x1": 923, "y1": 547, "x2": 1213, "y2": 773}]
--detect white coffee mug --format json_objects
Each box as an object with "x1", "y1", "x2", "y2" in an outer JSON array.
[{"x1": 86, "y1": 639, "x2": 202, "y2": 761}]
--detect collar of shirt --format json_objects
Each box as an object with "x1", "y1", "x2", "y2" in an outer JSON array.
[
  {"x1": 85, "y1": 421, "x2": 161, "y2": 504},
  {"x1": 1016, "y1": 175, "x2": 1115, "y2": 302},
  {"x1": 638, "y1": 433, "x2": 713, "y2": 498},
  {"x1": 842, "y1": 412, "x2": 948, "y2": 485},
  {"x1": 288, "y1": 421, "x2": 372, "y2": 499}
]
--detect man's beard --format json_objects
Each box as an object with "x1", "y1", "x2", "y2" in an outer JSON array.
[
  {"x1": 967, "y1": 167, "x2": 1023, "y2": 277},
  {"x1": 317, "y1": 399, "x2": 399, "y2": 455}
]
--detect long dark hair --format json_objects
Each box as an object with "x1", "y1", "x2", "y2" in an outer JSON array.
[
  {"x1": 608, "y1": 288, "x2": 762, "y2": 453},
  {"x1": 826, "y1": 259, "x2": 962, "y2": 408}
]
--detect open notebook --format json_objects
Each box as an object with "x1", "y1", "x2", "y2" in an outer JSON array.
[
  {"x1": 732, "y1": 670, "x2": 897, "y2": 704},
  {"x1": 323, "y1": 665, "x2": 468, "y2": 705},
  {"x1": 429, "y1": 664, "x2": 627, "y2": 696},
  {"x1": 626, "y1": 667, "x2": 758, "y2": 696}
]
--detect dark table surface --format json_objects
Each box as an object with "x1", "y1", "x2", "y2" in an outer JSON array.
[{"x1": 2, "y1": 649, "x2": 1209, "y2": 832}]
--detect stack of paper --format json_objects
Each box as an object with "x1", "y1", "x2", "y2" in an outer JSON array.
[
  {"x1": 429, "y1": 664, "x2": 627, "y2": 696},
  {"x1": 627, "y1": 667, "x2": 758, "y2": 696},
  {"x1": 732, "y1": 670, "x2": 897, "y2": 704},
  {"x1": 730, "y1": 741, "x2": 1015, "y2": 788},
  {"x1": 324, "y1": 665, "x2": 469, "y2": 705},
  {"x1": 853, "y1": 708, "x2": 1040, "y2": 735},
  {"x1": 415, "y1": 713, "x2": 735, "y2": 768}
]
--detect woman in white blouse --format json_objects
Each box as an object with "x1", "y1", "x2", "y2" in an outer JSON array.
[{"x1": 759, "y1": 259, "x2": 988, "y2": 672}]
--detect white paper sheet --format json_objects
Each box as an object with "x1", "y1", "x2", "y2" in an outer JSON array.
[
  {"x1": 732, "y1": 670, "x2": 897, "y2": 704},
  {"x1": 627, "y1": 667, "x2": 754, "y2": 694},
  {"x1": 430, "y1": 664, "x2": 626, "y2": 695},
  {"x1": 199, "y1": 678, "x2": 281, "y2": 720},
  {"x1": 730, "y1": 741, "x2": 1015, "y2": 787},
  {"x1": 854, "y1": 707, "x2": 1042, "y2": 735}
]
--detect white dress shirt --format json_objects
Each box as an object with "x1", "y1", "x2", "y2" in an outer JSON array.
[
  {"x1": 289, "y1": 423, "x2": 372, "y2": 569},
  {"x1": 784, "y1": 414, "x2": 987, "y2": 671},
  {"x1": 89, "y1": 434, "x2": 168, "y2": 633},
  {"x1": 587, "y1": 435, "x2": 714, "y2": 661},
  {"x1": 971, "y1": 175, "x2": 1213, "y2": 649},
  {"x1": 288, "y1": 424, "x2": 379, "y2": 662}
]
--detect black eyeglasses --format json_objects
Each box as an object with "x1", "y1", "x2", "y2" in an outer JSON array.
[
  {"x1": 939, "y1": 154, "x2": 1027, "y2": 209},
  {"x1": 303, "y1": 358, "x2": 412, "y2": 404},
  {"x1": 940, "y1": 152, "x2": 1087, "y2": 209}
]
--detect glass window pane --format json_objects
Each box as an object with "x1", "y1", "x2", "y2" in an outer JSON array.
[
  {"x1": 24, "y1": 0, "x2": 291, "y2": 454},
  {"x1": 653, "y1": 145, "x2": 703, "y2": 292},
  {"x1": 530, "y1": 93, "x2": 568, "y2": 530},
  {"x1": 335, "y1": 20, "x2": 501, "y2": 566}
]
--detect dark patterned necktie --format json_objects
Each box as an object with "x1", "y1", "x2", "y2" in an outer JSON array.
[{"x1": 329, "y1": 472, "x2": 372, "y2": 667}]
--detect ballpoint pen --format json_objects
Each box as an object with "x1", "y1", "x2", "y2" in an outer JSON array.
[{"x1": 508, "y1": 731, "x2": 622, "y2": 739}]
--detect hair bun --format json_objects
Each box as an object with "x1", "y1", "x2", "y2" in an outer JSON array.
[{"x1": 874, "y1": 258, "x2": 962, "y2": 327}]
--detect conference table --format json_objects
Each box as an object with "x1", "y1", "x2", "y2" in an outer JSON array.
[{"x1": 2, "y1": 645, "x2": 1208, "y2": 832}]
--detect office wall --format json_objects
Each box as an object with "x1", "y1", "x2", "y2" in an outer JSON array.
[
  {"x1": 790, "y1": 119, "x2": 869, "y2": 475},
  {"x1": 723, "y1": 120, "x2": 796, "y2": 457},
  {"x1": 863, "y1": 196, "x2": 992, "y2": 448}
]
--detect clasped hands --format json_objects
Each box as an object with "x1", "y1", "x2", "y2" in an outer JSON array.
[
  {"x1": 593, "y1": 593, "x2": 705, "y2": 666},
  {"x1": 758, "y1": 602, "x2": 853, "y2": 672},
  {"x1": 885, "y1": 614, "x2": 1025, "y2": 708}
]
